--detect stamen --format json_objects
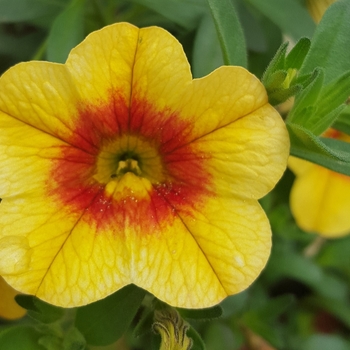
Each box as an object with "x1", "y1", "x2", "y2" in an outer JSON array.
[{"x1": 111, "y1": 159, "x2": 142, "y2": 178}]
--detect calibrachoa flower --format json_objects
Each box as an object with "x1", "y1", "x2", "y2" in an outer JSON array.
[
  {"x1": 0, "y1": 276, "x2": 26, "y2": 320},
  {"x1": 289, "y1": 129, "x2": 350, "y2": 238},
  {"x1": 0, "y1": 23, "x2": 289, "y2": 308}
]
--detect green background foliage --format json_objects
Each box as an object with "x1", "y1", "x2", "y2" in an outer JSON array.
[{"x1": 1, "y1": 0, "x2": 350, "y2": 349}]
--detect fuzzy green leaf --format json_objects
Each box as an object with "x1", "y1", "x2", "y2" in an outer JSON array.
[
  {"x1": 287, "y1": 122, "x2": 350, "y2": 175},
  {"x1": 286, "y1": 37, "x2": 311, "y2": 70},
  {"x1": 207, "y1": 0, "x2": 247, "y2": 67},
  {"x1": 287, "y1": 68, "x2": 324, "y2": 125},
  {"x1": 177, "y1": 305, "x2": 223, "y2": 321},
  {"x1": 300, "y1": 0, "x2": 350, "y2": 83},
  {"x1": 262, "y1": 42, "x2": 288, "y2": 85}
]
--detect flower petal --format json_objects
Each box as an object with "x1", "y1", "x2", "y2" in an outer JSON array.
[
  {"x1": 0, "y1": 62, "x2": 80, "y2": 145},
  {"x1": 189, "y1": 104, "x2": 289, "y2": 199},
  {"x1": 0, "y1": 276, "x2": 26, "y2": 320},
  {"x1": 0, "y1": 111, "x2": 71, "y2": 197},
  {"x1": 130, "y1": 25, "x2": 191, "y2": 111},
  {"x1": 2, "y1": 181, "x2": 271, "y2": 307},
  {"x1": 66, "y1": 22, "x2": 139, "y2": 113},
  {"x1": 182, "y1": 66, "x2": 270, "y2": 137},
  {"x1": 290, "y1": 163, "x2": 350, "y2": 237},
  {"x1": 288, "y1": 156, "x2": 314, "y2": 177}
]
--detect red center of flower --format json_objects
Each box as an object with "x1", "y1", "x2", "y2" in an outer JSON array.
[{"x1": 47, "y1": 93, "x2": 213, "y2": 234}]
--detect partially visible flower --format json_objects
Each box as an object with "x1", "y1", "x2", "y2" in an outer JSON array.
[
  {"x1": 153, "y1": 307, "x2": 192, "y2": 350},
  {"x1": 0, "y1": 276, "x2": 26, "y2": 320},
  {"x1": 289, "y1": 129, "x2": 350, "y2": 238},
  {"x1": 0, "y1": 23, "x2": 289, "y2": 308},
  {"x1": 306, "y1": 0, "x2": 337, "y2": 23}
]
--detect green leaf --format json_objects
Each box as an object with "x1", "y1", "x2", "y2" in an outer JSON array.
[
  {"x1": 15, "y1": 295, "x2": 65, "y2": 324},
  {"x1": 287, "y1": 68, "x2": 324, "y2": 126},
  {"x1": 265, "y1": 70, "x2": 288, "y2": 90},
  {"x1": 307, "y1": 296, "x2": 350, "y2": 329},
  {"x1": 262, "y1": 42, "x2": 288, "y2": 85},
  {"x1": 268, "y1": 84, "x2": 301, "y2": 106},
  {"x1": 75, "y1": 284, "x2": 146, "y2": 346},
  {"x1": 202, "y1": 323, "x2": 234, "y2": 350},
  {"x1": 15, "y1": 294, "x2": 39, "y2": 312},
  {"x1": 151, "y1": 332, "x2": 161, "y2": 350},
  {"x1": 62, "y1": 327, "x2": 86, "y2": 350},
  {"x1": 237, "y1": 1, "x2": 267, "y2": 53},
  {"x1": 314, "y1": 71, "x2": 350, "y2": 131},
  {"x1": 245, "y1": 0, "x2": 315, "y2": 40},
  {"x1": 131, "y1": 0, "x2": 205, "y2": 30},
  {"x1": 262, "y1": 39, "x2": 313, "y2": 105},
  {"x1": 246, "y1": 13, "x2": 283, "y2": 78},
  {"x1": 220, "y1": 291, "x2": 248, "y2": 318},
  {"x1": 334, "y1": 105, "x2": 350, "y2": 135},
  {"x1": 268, "y1": 244, "x2": 348, "y2": 301},
  {"x1": 302, "y1": 334, "x2": 350, "y2": 350},
  {"x1": 292, "y1": 70, "x2": 320, "y2": 90},
  {"x1": 242, "y1": 295, "x2": 294, "y2": 348},
  {"x1": 207, "y1": 0, "x2": 247, "y2": 67},
  {"x1": 38, "y1": 335, "x2": 62, "y2": 350},
  {"x1": 318, "y1": 235, "x2": 350, "y2": 271},
  {"x1": 242, "y1": 317, "x2": 283, "y2": 348},
  {"x1": 133, "y1": 309, "x2": 154, "y2": 338},
  {"x1": 177, "y1": 305, "x2": 223, "y2": 321},
  {"x1": 287, "y1": 122, "x2": 350, "y2": 175},
  {"x1": 285, "y1": 68, "x2": 350, "y2": 134},
  {"x1": 286, "y1": 37, "x2": 311, "y2": 70},
  {"x1": 47, "y1": 0, "x2": 86, "y2": 63},
  {"x1": 192, "y1": 12, "x2": 223, "y2": 78},
  {"x1": 0, "y1": 0, "x2": 68, "y2": 23},
  {"x1": 0, "y1": 325, "x2": 45, "y2": 350},
  {"x1": 300, "y1": 0, "x2": 350, "y2": 83},
  {"x1": 0, "y1": 26, "x2": 45, "y2": 61},
  {"x1": 254, "y1": 295, "x2": 294, "y2": 321},
  {"x1": 187, "y1": 327, "x2": 206, "y2": 350},
  {"x1": 312, "y1": 105, "x2": 347, "y2": 137}
]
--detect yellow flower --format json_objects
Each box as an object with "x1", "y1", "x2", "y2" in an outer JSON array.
[
  {"x1": 0, "y1": 23, "x2": 289, "y2": 308},
  {"x1": 0, "y1": 276, "x2": 26, "y2": 320},
  {"x1": 289, "y1": 129, "x2": 350, "y2": 238},
  {"x1": 306, "y1": 0, "x2": 337, "y2": 23}
]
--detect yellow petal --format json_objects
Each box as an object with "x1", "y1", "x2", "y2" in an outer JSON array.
[
  {"x1": 290, "y1": 163, "x2": 350, "y2": 237},
  {"x1": 66, "y1": 22, "x2": 139, "y2": 109},
  {"x1": 0, "y1": 62, "x2": 81, "y2": 145},
  {"x1": 182, "y1": 66, "x2": 269, "y2": 137},
  {"x1": 288, "y1": 156, "x2": 314, "y2": 177},
  {"x1": 129, "y1": 25, "x2": 191, "y2": 112},
  {"x1": 191, "y1": 103, "x2": 289, "y2": 199},
  {"x1": 0, "y1": 236, "x2": 31, "y2": 275},
  {"x1": 8, "y1": 191, "x2": 270, "y2": 308},
  {"x1": 0, "y1": 276, "x2": 26, "y2": 320}
]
